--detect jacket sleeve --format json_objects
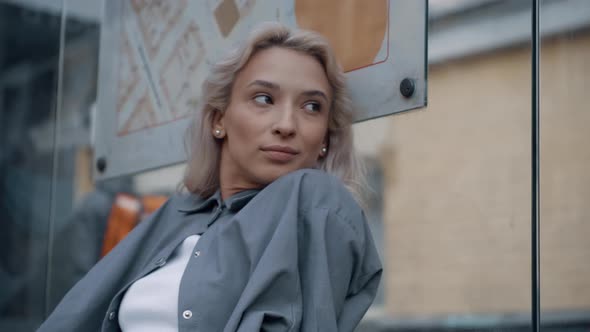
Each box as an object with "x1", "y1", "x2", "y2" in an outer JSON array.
[
  {"x1": 297, "y1": 171, "x2": 383, "y2": 332},
  {"x1": 299, "y1": 206, "x2": 382, "y2": 332},
  {"x1": 331, "y1": 209, "x2": 382, "y2": 331},
  {"x1": 224, "y1": 169, "x2": 382, "y2": 332},
  {"x1": 37, "y1": 198, "x2": 173, "y2": 332}
]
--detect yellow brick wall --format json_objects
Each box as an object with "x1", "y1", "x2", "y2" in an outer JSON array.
[{"x1": 354, "y1": 31, "x2": 590, "y2": 317}]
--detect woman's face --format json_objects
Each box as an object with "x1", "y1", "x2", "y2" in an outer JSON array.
[{"x1": 214, "y1": 46, "x2": 331, "y2": 192}]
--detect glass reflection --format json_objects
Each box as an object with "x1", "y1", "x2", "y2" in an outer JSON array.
[{"x1": 0, "y1": 2, "x2": 63, "y2": 330}]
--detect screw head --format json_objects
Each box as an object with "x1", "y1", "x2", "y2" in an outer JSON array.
[
  {"x1": 96, "y1": 157, "x2": 107, "y2": 173},
  {"x1": 400, "y1": 78, "x2": 415, "y2": 98}
]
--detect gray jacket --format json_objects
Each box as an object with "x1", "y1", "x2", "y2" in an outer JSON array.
[{"x1": 38, "y1": 169, "x2": 382, "y2": 331}]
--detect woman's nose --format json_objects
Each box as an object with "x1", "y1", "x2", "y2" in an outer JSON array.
[{"x1": 271, "y1": 104, "x2": 296, "y2": 137}]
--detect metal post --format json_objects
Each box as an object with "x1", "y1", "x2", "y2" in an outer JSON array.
[{"x1": 531, "y1": 0, "x2": 541, "y2": 331}]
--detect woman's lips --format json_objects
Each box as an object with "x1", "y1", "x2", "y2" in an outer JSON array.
[{"x1": 260, "y1": 145, "x2": 299, "y2": 163}]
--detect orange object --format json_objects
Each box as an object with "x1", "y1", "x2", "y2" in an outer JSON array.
[
  {"x1": 101, "y1": 193, "x2": 167, "y2": 257},
  {"x1": 295, "y1": 0, "x2": 388, "y2": 72}
]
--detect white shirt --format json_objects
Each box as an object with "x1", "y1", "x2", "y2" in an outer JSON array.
[{"x1": 118, "y1": 235, "x2": 200, "y2": 331}]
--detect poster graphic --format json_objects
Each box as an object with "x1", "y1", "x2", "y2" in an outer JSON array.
[{"x1": 96, "y1": 0, "x2": 427, "y2": 179}]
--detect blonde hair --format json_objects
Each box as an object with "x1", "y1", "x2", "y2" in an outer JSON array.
[{"x1": 183, "y1": 22, "x2": 366, "y2": 203}]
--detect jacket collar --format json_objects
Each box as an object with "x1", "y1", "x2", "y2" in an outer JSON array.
[{"x1": 177, "y1": 189, "x2": 260, "y2": 213}]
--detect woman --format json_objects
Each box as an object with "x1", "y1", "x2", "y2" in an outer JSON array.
[{"x1": 39, "y1": 23, "x2": 382, "y2": 332}]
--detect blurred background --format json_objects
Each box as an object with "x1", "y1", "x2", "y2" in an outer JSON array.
[{"x1": 0, "y1": 0, "x2": 589, "y2": 331}]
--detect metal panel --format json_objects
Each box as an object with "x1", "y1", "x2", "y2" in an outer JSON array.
[{"x1": 94, "y1": 0, "x2": 427, "y2": 180}]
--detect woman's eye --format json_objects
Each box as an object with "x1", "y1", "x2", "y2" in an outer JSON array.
[
  {"x1": 303, "y1": 102, "x2": 322, "y2": 113},
  {"x1": 253, "y1": 94, "x2": 273, "y2": 105}
]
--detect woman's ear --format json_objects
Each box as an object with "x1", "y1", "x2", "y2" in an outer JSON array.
[
  {"x1": 319, "y1": 145, "x2": 328, "y2": 158},
  {"x1": 319, "y1": 133, "x2": 330, "y2": 158},
  {"x1": 211, "y1": 109, "x2": 226, "y2": 139},
  {"x1": 319, "y1": 137, "x2": 329, "y2": 158}
]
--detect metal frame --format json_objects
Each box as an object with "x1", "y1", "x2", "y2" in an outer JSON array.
[
  {"x1": 44, "y1": 0, "x2": 66, "y2": 318},
  {"x1": 531, "y1": 0, "x2": 540, "y2": 331}
]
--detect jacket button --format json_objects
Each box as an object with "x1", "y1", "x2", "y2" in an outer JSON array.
[
  {"x1": 194, "y1": 250, "x2": 201, "y2": 257},
  {"x1": 182, "y1": 310, "x2": 193, "y2": 319},
  {"x1": 108, "y1": 311, "x2": 116, "y2": 321},
  {"x1": 155, "y1": 257, "x2": 166, "y2": 267}
]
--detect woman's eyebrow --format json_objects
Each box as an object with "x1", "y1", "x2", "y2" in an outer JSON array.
[
  {"x1": 247, "y1": 80, "x2": 280, "y2": 90},
  {"x1": 301, "y1": 90, "x2": 329, "y2": 103},
  {"x1": 247, "y1": 80, "x2": 328, "y2": 102}
]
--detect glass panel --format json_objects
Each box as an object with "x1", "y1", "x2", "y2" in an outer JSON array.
[
  {"x1": 540, "y1": 0, "x2": 590, "y2": 330},
  {"x1": 42, "y1": 0, "x2": 160, "y2": 325},
  {"x1": 0, "y1": 1, "x2": 62, "y2": 330},
  {"x1": 356, "y1": 0, "x2": 534, "y2": 330},
  {"x1": 17, "y1": 1, "x2": 590, "y2": 332},
  {"x1": 44, "y1": 0, "x2": 102, "y2": 314}
]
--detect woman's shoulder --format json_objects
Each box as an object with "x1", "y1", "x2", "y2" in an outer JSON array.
[
  {"x1": 270, "y1": 168, "x2": 352, "y2": 194},
  {"x1": 260, "y1": 169, "x2": 363, "y2": 221}
]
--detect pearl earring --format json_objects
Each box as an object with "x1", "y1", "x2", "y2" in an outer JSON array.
[
  {"x1": 214, "y1": 129, "x2": 222, "y2": 137},
  {"x1": 321, "y1": 147, "x2": 327, "y2": 154}
]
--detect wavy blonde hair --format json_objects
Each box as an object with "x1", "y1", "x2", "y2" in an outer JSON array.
[{"x1": 183, "y1": 22, "x2": 366, "y2": 203}]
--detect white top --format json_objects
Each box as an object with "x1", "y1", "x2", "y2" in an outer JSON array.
[{"x1": 118, "y1": 235, "x2": 200, "y2": 331}]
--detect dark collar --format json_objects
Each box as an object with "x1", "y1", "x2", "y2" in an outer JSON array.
[{"x1": 177, "y1": 189, "x2": 260, "y2": 213}]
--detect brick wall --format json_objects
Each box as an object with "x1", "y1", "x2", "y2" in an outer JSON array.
[{"x1": 354, "y1": 31, "x2": 590, "y2": 318}]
